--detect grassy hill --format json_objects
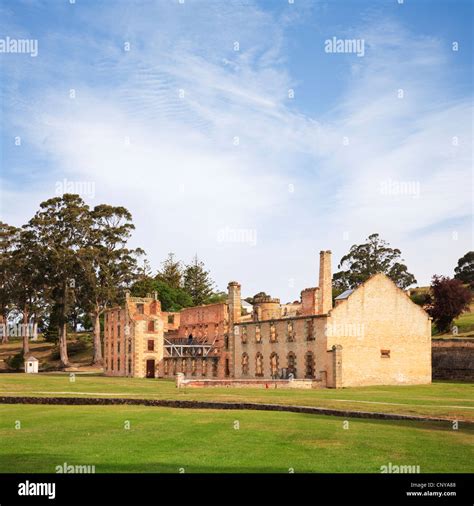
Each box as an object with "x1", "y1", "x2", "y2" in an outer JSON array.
[
  {"x1": 435, "y1": 312, "x2": 474, "y2": 338},
  {"x1": 0, "y1": 332, "x2": 100, "y2": 373}
]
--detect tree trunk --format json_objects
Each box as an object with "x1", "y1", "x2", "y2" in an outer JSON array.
[
  {"x1": 58, "y1": 282, "x2": 69, "y2": 367},
  {"x1": 92, "y1": 311, "x2": 103, "y2": 366},
  {"x1": 0, "y1": 313, "x2": 8, "y2": 344},
  {"x1": 59, "y1": 322, "x2": 69, "y2": 367},
  {"x1": 22, "y1": 309, "x2": 30, "y2": 357}
]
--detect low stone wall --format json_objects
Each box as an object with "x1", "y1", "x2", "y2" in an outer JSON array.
[
  {"x1": 0, "y1": 396, "x2": 466, "y2": 424},
  {"x1": 432, "y1": 339, "x2": 474, "y2": 381},
  {"x1": 175, "y1": 374, "x2": 320, "y2": 389}
]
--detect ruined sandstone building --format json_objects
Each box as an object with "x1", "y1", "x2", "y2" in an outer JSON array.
[{"x1": 104, "y1": 251, "x2": 432, "y2": 387}]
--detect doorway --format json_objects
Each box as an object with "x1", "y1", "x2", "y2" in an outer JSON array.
[{"x1": 146, "y1": 359, "x2": 155, "y2": 378}]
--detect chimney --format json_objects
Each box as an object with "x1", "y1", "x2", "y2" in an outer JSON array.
[
  {"x1": 227, "y1": 281, "x2": 241, "y2": 325},
  {"x1": 318, "y1": 250, "x2": 333, "y2": 314}
]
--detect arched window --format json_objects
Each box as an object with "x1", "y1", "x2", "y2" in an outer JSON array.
[
  {"x1": 287, "y1": 352, "x2": 297, "y2": 378},
  {"x1": 241, "y1": 326, "x2": 247, "y2": 344},
  {"x1": 305, "y1": 319, "x2": 314, "y2": 341},
  {"x1": 242, "y1": 353, "x2": 249, "y2": 375},
  {"x1": 202, "y1": 359, "x2": 207, "y2": 377},
  {"x1": 255, "y1": 325, "x2": 262, "y2": 343},
  {"x1": 172, "y1": 359, "x2": 177, "y2": 375},
  {"x1": 269, "y1": 323, "x2": 277, "y2": 343},
  {"x1": 287, "y1": 321, "x2": 295, "y2": 342},
  {"x1": 270, "y1": 352, "x2": 279, "y2": 378},
  {"x1": 305, "y1": 351, "x2": 315, "y2": 379},
  {"x1": 255, "y1": 352, "x2": 264, "y2": 377},
  {"x1": 191, "y1": 358, "x2": 197, "y2": 376},
  {"x1": 181, "y1": 358, "x2": 187, "y2": 374},
  {"x1": 164, "y1": 359, "x2": 169, "y2": 375}
]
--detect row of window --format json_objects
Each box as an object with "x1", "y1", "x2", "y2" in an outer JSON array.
[
  {"x1": 106, "y1": 356, "x2": 132, "y2": 375},
  {"x1": 107, "y1": 339, "x2": 159, "y2": 355},
  {"x1": 241, "y1": 351, "x2": 316, "y2": 379},
  {"x1": 163, "y1": 358, "x2": 218, "y2": 377},
  {"x1": 239, "y1": 319, "x2": 315, "y2": 344},
  {"x1": 182, "y1": 323, "x2": 223, "y2": 339}
]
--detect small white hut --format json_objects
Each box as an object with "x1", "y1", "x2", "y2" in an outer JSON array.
[{"x1": 24, "y1": 356, "x2": 39, "y2": 374}]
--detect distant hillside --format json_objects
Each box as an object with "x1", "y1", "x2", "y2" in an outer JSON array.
[{"x1": 0, "y1": 333, "x2": 102, "y2": 373}]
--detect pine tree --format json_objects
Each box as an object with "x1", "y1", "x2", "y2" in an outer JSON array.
[
  {"x1": 156, "y1": 253, "x2": 183, "y2": 289},
  {"x1": 183, "y1": 255, "x2": 215, "y2": 306}
]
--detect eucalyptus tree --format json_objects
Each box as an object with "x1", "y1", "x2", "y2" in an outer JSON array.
[
  {"x1": 9, "y1": 227, "x2": 46, "y2": 356},
  {"x1": 0, "y1": 222, "x2": 20, "y2": 343},
  {"x1": 24, "y1": 194, "x2": 91, "y2": 367},
  {"x1": 79, "y1": 204, "x2": 142, "y2": 365},
  {"x1": 333, "y1": 233, "x2": 417, "y2": 290}
]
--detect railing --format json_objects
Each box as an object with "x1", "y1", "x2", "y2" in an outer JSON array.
[{"x1": 164, "y1": 337, "x2": 217, "y2": 358}]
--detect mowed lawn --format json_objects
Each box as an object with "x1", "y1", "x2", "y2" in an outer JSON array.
[
  {"x1": 0, "y1": 373, "x2": 473, "y2": 421},
  {"x1": 0, "y1": 404, "x2": 473, "y2": 473}
]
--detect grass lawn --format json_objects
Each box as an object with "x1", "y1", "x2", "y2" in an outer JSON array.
[
  {"x1": 435, "y1": 312, "x2": 474, "y2": 337},
  {"x1": 0, "y1": 404, "x2": 472, "y2": 473},
  {"x1": 0, "y1": 373, "x2": 473, "y2": 421}
]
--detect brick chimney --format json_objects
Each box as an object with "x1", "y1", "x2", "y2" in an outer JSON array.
[{"x1": 318, "y1": 250, "x2": 333, "y2": 314}]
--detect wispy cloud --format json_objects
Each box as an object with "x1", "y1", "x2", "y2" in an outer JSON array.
[{"x1": 0, "y1": 1, "x2": 471, "y2": 299}]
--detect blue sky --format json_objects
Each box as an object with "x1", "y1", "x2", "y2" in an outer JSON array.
[{"x1": 0, "y1": 0, "x2": 472, "y2": 301}]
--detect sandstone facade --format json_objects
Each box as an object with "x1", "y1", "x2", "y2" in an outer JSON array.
[{"x1": 104, "y1": 250, "x2": 432, "y2": 387}]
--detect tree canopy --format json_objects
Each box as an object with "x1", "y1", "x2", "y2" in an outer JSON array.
[
  {"x1": 454, "y1": 251, "x2": 474, "y2": 288},
  {"x1": 333, "y1": 233, "x2": 417, "y2": 290},
  {"x1": 428, "y1": 276, "x2": 472, "y2": 333}
]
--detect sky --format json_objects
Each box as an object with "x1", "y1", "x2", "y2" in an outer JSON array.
[{"x1": 0, "y1": 0, "x2": 472, "y2": 302}]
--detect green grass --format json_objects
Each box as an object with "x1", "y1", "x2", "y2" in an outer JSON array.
[
  {"x1": 454, "y1": 312, "x2": 474, "y2": 334},
  {"x1": 0, "y1": 404, "x2": 472, "y2": 473},
  {"x1": 435, "y1": 312, "x2": 474, "y2": 337},
  {"x1": 0, "y1": 373, "x2": 473, "y2": 421}
]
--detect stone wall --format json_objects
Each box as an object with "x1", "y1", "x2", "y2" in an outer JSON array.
[
  {"x1": 234, "y1": 315, "x2": 328, "y2": 381},
  {"x1": 327, "y1": 273, "x2": 432, "y2": 387},
  {"x1": 432, "y1": 339, "x2": 474, "y2": 381}
]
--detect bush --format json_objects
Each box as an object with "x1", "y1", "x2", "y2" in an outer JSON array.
[{"x1": 6, "y1": 351, "x2": 24, "y2": 371}]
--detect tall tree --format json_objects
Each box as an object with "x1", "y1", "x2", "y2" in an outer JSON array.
[
  {"x1": 454, "y1": 251, "x2": 474, "y2": 288},
  {"x1": 428, "y1": 276, "x2": 472, "y2": 333},
  {"x1": 156, "y1": 253, "x2": 183, "y2": 289},
  {"x1": 9, "y1": 228, "x2": 45, "y2": 356},
  {"x1": 333, "y1": 233, "x2": 416, "y2": 290},
  {"x1": 79, "y1": 204, "x2": 142, "y2": 365},
  {"x1": 25, "y1": 194, "x2": 91, "y2": 367},
  {"x1": 183, "y1": 255, "x2": 215, "y2": 306},
  {"x1": 0, "y1": 222, "x2": 20, "y2": 343}
]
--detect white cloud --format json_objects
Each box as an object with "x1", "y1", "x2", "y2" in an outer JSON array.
[{"x1": 1, "y1": 4, "x2": 471, "y2": 300}]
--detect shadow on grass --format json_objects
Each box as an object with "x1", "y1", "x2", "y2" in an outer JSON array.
[{"x1": 0, "y1": 454, "x2": 296, "y2": 473}]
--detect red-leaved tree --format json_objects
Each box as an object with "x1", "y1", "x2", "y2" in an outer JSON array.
[{"x1": 428, "y1": 276, "x2": 472, "y2": 333}]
